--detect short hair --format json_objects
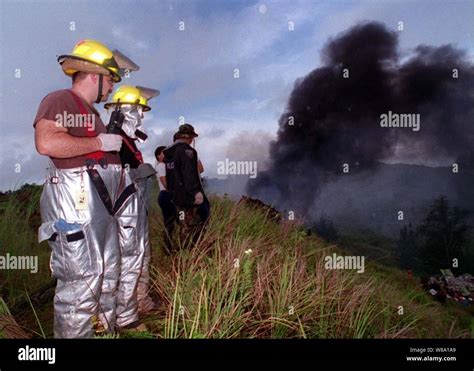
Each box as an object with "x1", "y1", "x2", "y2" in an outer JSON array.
[
  {"x1": 72, "y1": 71, "x2": 87, "y2": 84},
  {"x1": 154, "y1": 146, "x2": 167, "y2": 159}
]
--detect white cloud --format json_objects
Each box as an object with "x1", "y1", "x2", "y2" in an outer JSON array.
[{"x1": 1, "y1": 0, "x2": 472, "y2": 190}]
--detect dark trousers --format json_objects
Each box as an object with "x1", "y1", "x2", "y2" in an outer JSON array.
[
  {"x1": 158, "y1": 191, "x2": 210, "y2": 253},
  {"x1": 158, "y1": 190, "x2": 176, "y2": 253},
  {"x1": 197, "y1": 197, "x2": 210, "y2": 224}
]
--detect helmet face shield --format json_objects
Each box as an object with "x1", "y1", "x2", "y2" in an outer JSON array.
[
  {"x1": 120, "y1": 104, "x2": 144, "y2": 140},
  {"x1": 113, "y1": 49, "x2": 140, "y2": 77},
  {"x1": 105, "y1": 85, "x2": 159, "y2": 141}
]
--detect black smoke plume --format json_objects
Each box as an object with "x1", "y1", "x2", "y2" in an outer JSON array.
[{"x1": 247, "y1": 22, "x2": 474, "y2": 215}]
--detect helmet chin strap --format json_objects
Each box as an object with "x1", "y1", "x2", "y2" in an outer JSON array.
[{"x1": 95, "y1": 74, "x2": 104, "y2": 103}]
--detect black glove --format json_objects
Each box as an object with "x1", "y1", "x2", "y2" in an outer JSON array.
[{"x1": 107, "y1": 107, "x2": 125, "y2": 134}]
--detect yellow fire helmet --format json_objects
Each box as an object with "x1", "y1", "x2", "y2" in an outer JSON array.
[
  {"x1": 57, "y1": 39, "x2": 140, "y2": 83},
  {"x1": 105, "y1": 85, "x2": 160, "y2": 112}
]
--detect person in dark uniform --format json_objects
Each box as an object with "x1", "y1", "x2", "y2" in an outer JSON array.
[{"x1": 163, "y1": 124, "x2": 210, "y2": 251}]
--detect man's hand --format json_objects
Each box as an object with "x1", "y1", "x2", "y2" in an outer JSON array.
[
  {"x1": 194, "y1": 192, "x2": 204, "y2": 205},
  {"x1": 98, "y1": 133, "x2": 123, "y2": 152}
]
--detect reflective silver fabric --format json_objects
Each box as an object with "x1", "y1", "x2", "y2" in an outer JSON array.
[
  {"x1": 115, "y1": 170, "x2": 143, "y2": 327},
  {"x1": 120, "y1": 105, "x2": 143, "y2": 140},
  {"x1": 39, "y1": 164, "x2": 122, "y2": 338},
  {"x1": 129, "y1": 168, "x2": 155, "y2": 314}
]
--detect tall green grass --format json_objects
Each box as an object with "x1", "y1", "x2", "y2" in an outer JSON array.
[
  {"x1": 0, "y1": 296, "x2": 30, "y2": 338},
  {"x1": 0, "y1": 185, "x2": 471, "y2": 338},
  {"x1": 0, "y1": 185, "x2": 53, "y2": 337},
  {"x1": 0, "y1": 185, "x2": 51, "y2": 303},
  {"x1": 146, "y1": 196, "x2": 470, "y2": 338}
]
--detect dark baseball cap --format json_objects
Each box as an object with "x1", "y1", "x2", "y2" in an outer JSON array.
[{"x1": 176, "y1": 123, "x2": 198, "y2": 138}]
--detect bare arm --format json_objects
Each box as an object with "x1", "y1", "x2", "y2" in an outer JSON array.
[
  {"x1": 159, "y1": 176, "x2": 167, "y2": 190},
  {"x1": 198, "y1": 159, "x2": 204, "y2": 173},
  {"x1": 35, "y1": 118, "x2": 101, "y2": 158}
]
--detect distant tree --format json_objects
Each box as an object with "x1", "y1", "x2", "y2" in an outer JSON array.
[
  {"x1": 417, "y1": 196, "x2": 471, "y2": 274},
  {"x1": 397, "y1": 196, "x2": 472, "y2": 274},
  {"x1": 461, "y1": 239, "x2": 474, "y2": 274}
]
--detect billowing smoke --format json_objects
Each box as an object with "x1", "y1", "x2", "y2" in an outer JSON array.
[{"x1": 248, "y1": 22, "x2": 474, "y2": 216}]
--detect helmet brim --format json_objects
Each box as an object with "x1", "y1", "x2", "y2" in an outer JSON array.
[
  {"x1": 58, "y1": 55, "x2": 122, "y2": 82},
  {"x1": 104, "y1": 102, "x2": 151, "y2": 112},
  {"x1": 176, "y1": 133, "x2": 198, "y2": 138}
]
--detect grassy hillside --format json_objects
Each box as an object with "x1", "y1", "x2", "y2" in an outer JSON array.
[{"x1": 0, "y1": 184, "x2": 472, "y2": 338}]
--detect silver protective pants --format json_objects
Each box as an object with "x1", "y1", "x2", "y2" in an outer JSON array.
[
  {"x1": 114, "y1": 172, "x2": 144, "y2": 327},
  {"x1": 38, "y1": 164, "x2": 142, "y2": 337},
  {"x1": 126, "y1": 170, "x2": 155, "y2": 316}
]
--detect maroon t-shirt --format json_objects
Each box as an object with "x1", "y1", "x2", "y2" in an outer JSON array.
[{"x1": 33, "y1": 89, "x2": 120, "y2": 169}]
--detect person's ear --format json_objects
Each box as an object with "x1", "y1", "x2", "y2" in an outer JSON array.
[{"x1": 89, "y1": 74, "x2": 98, "y2": 84}]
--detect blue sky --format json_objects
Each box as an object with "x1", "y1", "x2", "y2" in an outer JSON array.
[{"x1": 0, "y1": 0, "x2": 473, "y2": 190}]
